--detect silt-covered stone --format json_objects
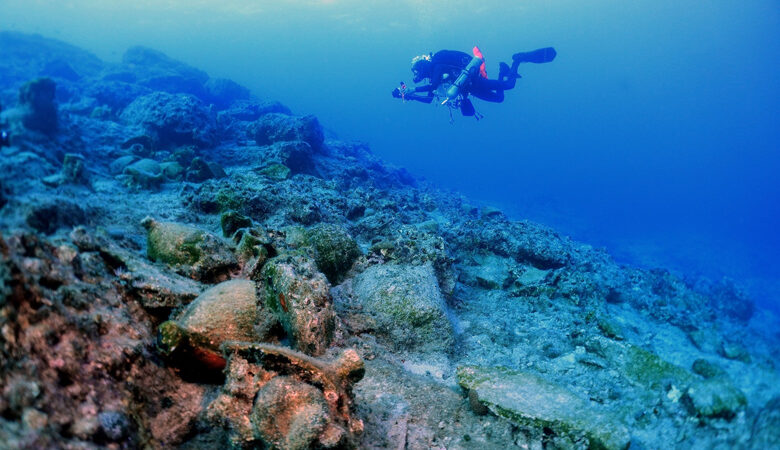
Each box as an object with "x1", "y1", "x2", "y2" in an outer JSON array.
[
  {"x1": 457, "y1": 365, "x2": 630, "y2": 450},
  {"x1": 252, "y1": 113, "x2": 324, "y2": 151},
  {"x1": 351, "y1": 263, "x2": 454, "y2": 353}
]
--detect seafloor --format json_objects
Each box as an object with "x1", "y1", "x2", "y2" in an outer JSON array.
[{"x1": 0, "y1": 32, "x2": 778, "y2": 450}]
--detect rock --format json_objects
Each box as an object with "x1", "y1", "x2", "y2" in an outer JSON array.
[
  {"x1": 265, "y1": 141, "x2": 317, "y2": 175},
  {"x1": 691, "y1": 359, "x2": 727, "y2": 379},
  {"x1": 369, "y1": 225, "x2": 455, "y2": 296},
  {"x1": 351, "y1": 264, "x2": 454, "y2": 353},
  {"x1": 457, "y1": 365, "x2": 630, "y2": 450},
  {"x1": 159, "y1": 161, "x2": 184, "y2": 180},
  {"x1": 120, "y1": 91, "x2": 217, "y2": 148},
  {"x1": 41, "y1": 59, "x2": 80, "y2": 81},
  {"x1": 141, "y1": 217, "x2": 238, "y2": 281},
  {"x1": 466, "y1": 221, "x2": 571, "y2": 270},
  {"x1": 3, "y1": 378, "x2": 40, "y2": 415},
  {"x1": 260, "y1": 255, "x2": 335, "y2": 356},
  {"x1": 750, "y1": 396, "x2": 780, "y2": 449},
  {"x1": 122, "y1": 259, "x2": 203, "y2": 311},
  {"x1": 85, "y1": 80, "x2": 152, "y2": 111},
  {"x1": 205, "y1": 78, "x2": 251, "y2": 110},
  {"x1": 122, "y1": 46, "x2": 208, "y2": 83},
  {"x1": 590, "y1": 336, "x2": 694, "y2": 390},
  {"x1": 704, "y1": 278, "x2": 755, "y2": 322},
  {"x1": 25, "y1": 198, "x2": 87, "y2": 234},
  {"x1": 480, "y1": 206, "x2": 504, "y2": 219},
  {"x1": 258, "y1": 163, "x2": 290, "y2": 181},
  {"x1": 158, "y1": 279, "x2": 275, "y2": 370},
  {"x1": 22, "y1": 408, "x2": 48, "y2": 431},
  {"x1": 185, "y1": 157, "x2": 226, "y2": 183},
  {"x1": 121, "y1": 46, "x2": 209, "y2": 99},
  {"x1": 69, "y1": 226, "x2": 204, "y2": 311},
  {"x1": 252, "y1": 113, "x2": 324, "y2": 151},
  {"x1": 306, "y1": 224, "x2": 360, "y2": 285},
  {"x1": 123, "y1": 158, "x2": 164, "y2": 189},
  {"x1": 459, "y1": 253, "x2": 511, "y2": 289},
  {"x1": 0, "y1": 32, "x2": 104, "y2": 88},
  {"x1": 683, "y1": 378, "x2": 746, "y2": 419},
  {"x1": 120, "y1": 134, "x2": 155, "y2": 153},
  {"x1": 718, "y1": 341, "x2": 751, "y2": 363},
  {"x1": 98, "y1": 411, "x2": 132, "y2": 441},
  {"x1": 218, "y1": 99, "x2": 291, "y2": 123},
  {"x1": 18, "y1": 77, "x2": 58, "y2": 135}
]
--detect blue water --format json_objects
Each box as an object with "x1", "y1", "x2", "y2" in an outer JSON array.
[{"x1": 2, "y1": 0, "x2": 778, "y2": 309}]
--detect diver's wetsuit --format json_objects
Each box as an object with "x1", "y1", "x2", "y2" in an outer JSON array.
[{"x1": 410, "y1": 50, "x2": 516, "y2": 104}]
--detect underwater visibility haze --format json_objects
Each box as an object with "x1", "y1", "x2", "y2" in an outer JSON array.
[
  {"x1": 5, "y1": 0, "x2": 777, "y2": 309},
  {"x1": 0, "y1": 0, "x2": 779, "y2": 448}
]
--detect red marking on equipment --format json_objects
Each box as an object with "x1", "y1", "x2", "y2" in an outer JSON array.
[{"x1": 472, "y1": 45, "x2": 488, "y2": 78}]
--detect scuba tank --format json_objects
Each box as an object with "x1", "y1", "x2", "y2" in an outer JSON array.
[{"x1": 443, "y1": 55, "x2": 484, "y2": 104}]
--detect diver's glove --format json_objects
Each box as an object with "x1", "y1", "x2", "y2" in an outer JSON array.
[{"x1": 392, "y1": 88, "x2": 402, "y2": 98}]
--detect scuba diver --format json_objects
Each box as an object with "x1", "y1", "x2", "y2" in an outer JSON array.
[{"x1": 392, "y1": 46, "x2": 556, "y2": 120}]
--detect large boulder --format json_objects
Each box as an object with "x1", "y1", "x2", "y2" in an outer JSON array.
[
  {"x1": 204, "y1": 78, "x2": 250, "y2": 110},
  {"x1": 121, "y1": 46, "x2": 209, "y2": 99},
  {"x1": 25, "y1": 198, "x2": 87, "y2": 234},
  {"x1": 0, "y1": 31, "x2": 104, "y2": 88},
  {"x1": 252, "y1": 113, "x2": 324, "y2": 152},
  {"x1": 18, "y1": 77, "x2": 58, "y2": 135},
  {"x1": 704, "y1": 277, "x2": 754, "y2": 322},
  {"x1": 84, "y1": 80, "x2": 152, "y2": 111},
  {"x1": 120, "y1": 92, "x2": 217, "y2": 148},
  {"x1": 351, "y1": 264, "x2": 454, "y2": 353}
]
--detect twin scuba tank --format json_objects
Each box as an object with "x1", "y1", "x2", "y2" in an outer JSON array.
[{"x1": 440, "y1": 55, "x2": 484, "y2": 105}]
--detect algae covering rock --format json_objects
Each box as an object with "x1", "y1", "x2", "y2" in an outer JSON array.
[
  {"x1": 352, "y1": 263, "x2": 454, "y2": 353},
  {"x1": 141, "y1": 217, "x2": 238, "y2": 281},
  {"x1": 260, "y1": 255, "x2": 335, "y2": 356},
  {"x1": 683, "y1": 378, "x2": 747, "y2": 419},
  {"x1": 457, "y1": 365, "x2": 630, "y2": 450},
  {"x1": 120, "y1": 91, "x2": 217, "y2": 148},
  {"x1": 306, "y1": 224, "x2": 360, "y2": 285},
  {"x1": 589, "y1": 335, "x2": 694, "y2": 390},
  {"x1": 252, "y1": 113, "x2": 324, "y2": 151},
  {"x1": 158, "y1": 279, "x2": 275, "y2": 370}
]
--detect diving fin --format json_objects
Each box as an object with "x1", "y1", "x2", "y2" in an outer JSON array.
[{"x1": 512, "y1": 47, "x2": 557, "y2": 64}]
